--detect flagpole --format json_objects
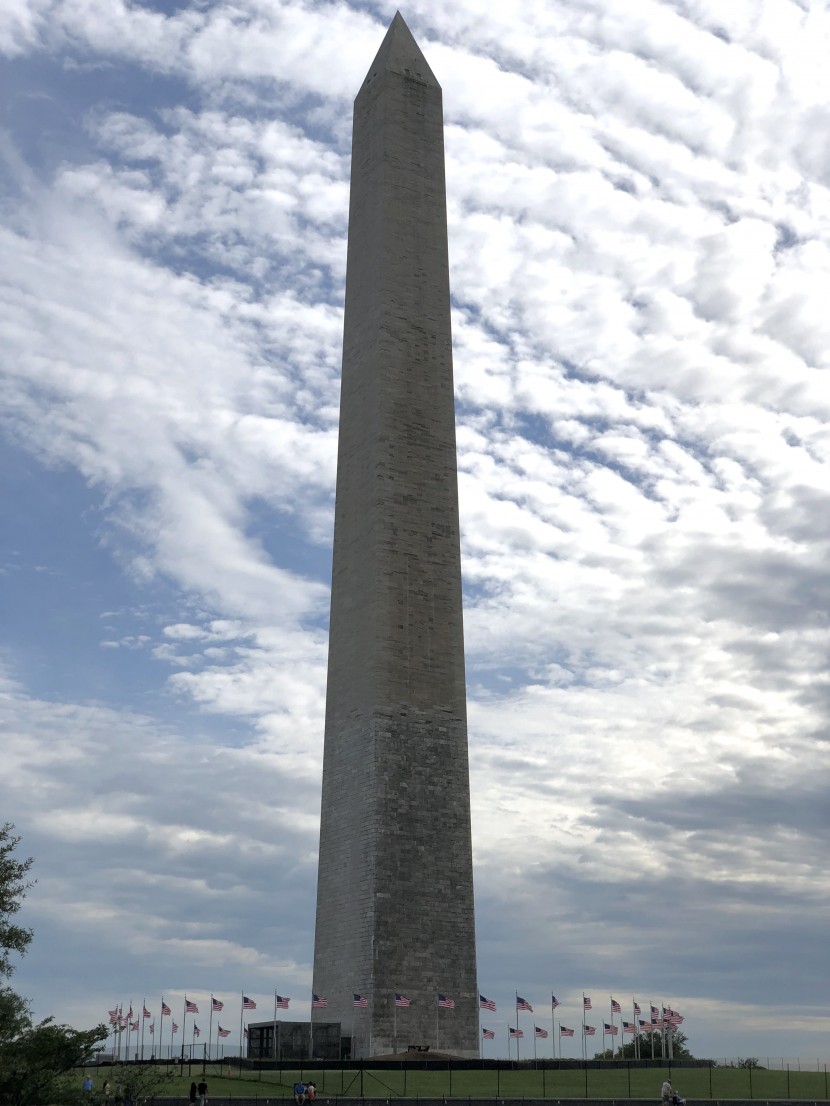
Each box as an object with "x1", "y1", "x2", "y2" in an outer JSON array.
[
  {"x1": 393, "y1": 992, "x2": 397, "y2": 1056},
  {"x1": 435, "y1": 998, "x2": 439, "y2": 1052},
  {"x1": 551, "y1": 1000, "x2": 555, "y2": 1061},
  {"x1": 140, "y1": 999, "x2": 145, "y2": 1061},
  {"x1": 272, "y1": 991, "x2": 277, "y2": 1064},
  {"x1": 633, "y1": 1001, "x2": 638, "y2": 1061},
  {"x1": 208, "y1": 998, "x2": 214, "y2": 1062},
  {"x1": 159, "y1": 998, "x2": 164, "y2": 1061},
  {"x1": 182, "y1": 998, "x2": 188, "y2": 1061},
  {"x1": 582, "y1": 994, "x2": 585, "y2": 1062},
  {"x1": 239, "y1": 994, "x2": 244, "y2": 1065}
]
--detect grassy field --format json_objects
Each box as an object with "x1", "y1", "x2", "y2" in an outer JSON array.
[{"x1": 102, "y1": 1061, "x2": 830, "y2": 1100}]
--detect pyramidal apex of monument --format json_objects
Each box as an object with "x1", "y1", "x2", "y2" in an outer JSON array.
[{"x1": 364, "y1": 11, "x2": 439, "y2": 89}]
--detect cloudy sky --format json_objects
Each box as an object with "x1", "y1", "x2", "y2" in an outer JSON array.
[{"x1": 2, "y1": 0, "x2": 829, "y2": 1063}]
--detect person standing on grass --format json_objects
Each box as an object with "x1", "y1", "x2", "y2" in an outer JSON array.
[
  {"x1": 661, "y1": 1079, "x2": 672, "y2": 1103},
  {"x1": 293, "y1": 1081, "x2": 306, "y2": 1105},
  {"x1": 189, "y1": 1082, "x2": 198, "y2": 1104},
  {"x1": 197, "y1": 1077, "x2": 208, "y2": 1106},
  {"x1": 306, "y1": 1082, "x2": 316, "y2": 1101}
]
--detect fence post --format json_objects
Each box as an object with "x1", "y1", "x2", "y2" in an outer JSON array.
[
  {"x1": 786, "y1": 1063, "x2": 790, "y2": 1098},
  {"x1": 708, "y1": 1062, "x2": 712, "y2": 1099},
  {"x1": 627, "y1": 1061, "x2": 631, "y2": 1098},
  {"x1": 748, "y1": 1062, "x2": 752, "y2": 1099}
]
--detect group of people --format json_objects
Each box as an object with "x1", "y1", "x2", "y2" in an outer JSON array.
[
  {"x1": 661, "y1": 1079, "x2": 685, "y2": 1106},
  {"x1": 82, "y1": 1077, "x2": 130, "y2": 1106},
  {"x1": 293, "y1": 1080, "x2": 316, "y2": 1104},
  {"x1": 188, "y1": 1080, "x2": 209, "y2": 1106}
]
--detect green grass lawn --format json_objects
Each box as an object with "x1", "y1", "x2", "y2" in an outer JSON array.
[{"x1": 101, "y1": 1062, "x2": 829, "y2": 1100}]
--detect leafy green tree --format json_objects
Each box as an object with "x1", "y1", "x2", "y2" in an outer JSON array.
[
  {"x1": 594, "y1": 1029, "x2": 694, "y2": 1061},
  {"x1": 0, "y1": 823, "x2": 109, "y2": 1106}
]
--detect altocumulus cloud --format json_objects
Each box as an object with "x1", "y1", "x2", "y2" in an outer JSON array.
[{"x1": 1, "y1": 0, "x2": 829, "y2": 1059}]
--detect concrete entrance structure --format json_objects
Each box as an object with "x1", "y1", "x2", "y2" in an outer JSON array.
[{"x1": 312, "y1": 12, "x2": 478, "y2": 1059}]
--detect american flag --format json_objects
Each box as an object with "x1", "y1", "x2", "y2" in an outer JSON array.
[
  {"x1": 143, "y1": 1006, "x2": 151, "y2": 1019},
  {"x1": 149, "y1": 1024, "x2": 154, "y2": 1035},
  {"x1": 551, "y1": 995, "x2": 560, "y2": 1009},
  {"x1": 516, "y1": 995, "x2": 533, "y2": 1012},
  {"x1": 633, "y1": 1002, "x2": 641, "y2": 1015},
  {"x1": 172, "y1": 1022, "x2": 178, "y2": 1034},
  {"x1": 639, "y1": 1020, "x2": 653, "y2": 1032},
  {"x1": 437, "y1": 994, "x2": 455, "y2": 1010},
  {"x1": 651, "y1": 1005, "x2": 660, "y2": 1019},
  {"x1": 604, "y1": 1023, "x2": 618, "y2": 1036},
  {"x1": 312, "y1": 995, "x2": 328, "y2": 1009},
  {"x1": 193, "y1": 1025, "x2": 201, "y2": 1038},
  {"x1": 583, "y1": 995, "x2": 592, "y2": 1010},
  {"x1": 162, "y1": 1002, "x2": 171, "y2": 1016},
  {"x1": 276, "y1": 996, "x2": 290, "y2": 1009},
  {"x1": 583, "y1": 1025, "x2": 596, "y2": 1036},
  {"x1": 560, "y1": 1026, "x2": 575, "y2": 1037},
  {"x1": 622, "y1": 1021, "x2": 636, "y2": 1034},
  {"x1": 185, "y1": 999, "x2": 198, "y2": 1014},
  {"x1": 212, "y1": 998, "x2": 224, "y2": 1012},
  {"x1": 479, "y1": 994, "x2": 496, "y2": 1011},
  {"x1": 611, "y1": 998, "x2": 621, "y2": 1013},
  {"x1": 108, "y1": 1009, "x2": 119, "y2": 1025},
  {"x1": 127, "y1": 1006, "x2": 133, "y2": 1018},
  {"x1": 353, "y1": 994, "x2": 368, "y2": 1009},
  {"x1": 243, "y1": 996, "x2": 257, "y2": 1010},
  {"x1": 394, "y1": 994, "x2": 410, "y2": 1008},
  {"x1": 218, "y1": 1027, "x2": 230, "y2": 1038},
  {"x1": 535, "y1": 1026, "x2": 549, "y2": 1039},
  {"x1": 509, "y1": 1027, "x2": 523, "y2": 1038},
  {"x1": 482, "y1": 1028, "x2": 495, "y2": 1040},
  {"x1": 130, "y1": 1020, "x2": 139, "y2": 1031}
]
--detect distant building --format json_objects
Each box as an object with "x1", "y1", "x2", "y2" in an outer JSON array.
[{"x1": 246, "y1": 1020, "x2": 344, "y2": 1061}]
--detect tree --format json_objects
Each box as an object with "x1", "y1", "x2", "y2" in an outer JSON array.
[
  {"x1": 0, "y1": 824, "x2": 34, "y2": 979},
  {"x1": 594, "y1": 1030, "x2": 694, "y2": 1061},
  {"x1": 0, "y1": 824, "x2": 109, "y2": 1106}
]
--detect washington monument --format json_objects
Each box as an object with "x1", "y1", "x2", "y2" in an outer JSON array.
[{"x1": 312, "y1": 13, "x2": 478, "y2": 1058}]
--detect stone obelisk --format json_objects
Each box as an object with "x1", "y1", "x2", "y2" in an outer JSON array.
[{"x1": 312, "y1": 12, "x2": 478, "y2": 1059}]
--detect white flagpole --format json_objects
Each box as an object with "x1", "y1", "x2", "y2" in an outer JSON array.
[
  {"x1": 393, "y1": 993, "x2": 397, "y2": 1056},
  {"x1": 272, "y1": 991, "x2": 277, "y2": 1063},
  {"x1": 582, "y1": 995, "x2": 586, "y2": 1062},
  {"x1": 435, "y1": 999, "x2": 439, "y2": 1052},
  {"x1": 239, "y1": 994, "x2": 244, "y2": 1063}
]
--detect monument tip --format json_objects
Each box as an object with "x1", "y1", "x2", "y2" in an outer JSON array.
[{"x1": 363, "y1": 10, "x2": 440, "y2": 89}]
